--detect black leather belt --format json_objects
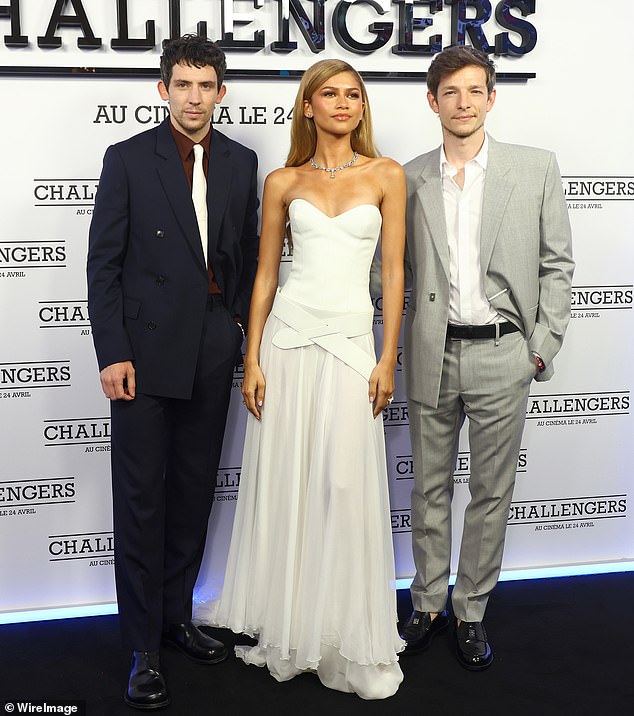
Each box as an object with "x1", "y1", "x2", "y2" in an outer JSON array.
[
  {"x1": 207, "y1": 293, "x2": 223, "y2": 308},
  {"x1": 446, "y1": 322, "x2": 520, "y2": 340}
]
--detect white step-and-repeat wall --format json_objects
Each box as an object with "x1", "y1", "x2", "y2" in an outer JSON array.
[{"x1": 1, "y1": 1, "x2": 632, "y2": 621}]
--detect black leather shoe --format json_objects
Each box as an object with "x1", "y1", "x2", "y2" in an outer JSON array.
[
  {"x1": 399, "y1": 610, "x2": 449, "y2": 654},
  {"x1": 162, "y1": 621, "x2": 228, "y2": 664},
  {"x1": 454, "y1": 619, "x2": 494, "y2": 671},
  {"x1": 124, "y1": 651, "x2": 170, "y2": 710}
]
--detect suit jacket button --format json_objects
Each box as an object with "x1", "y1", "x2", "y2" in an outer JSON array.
[
  {"x1": 147, "y1": 321, "x2": 157, "y2": 330},
  {"x1": 155, "y1": 230, "x2": 165, "y2": 238},
  {"x1": 429, "y1": 292, "x2": 436, "y2": 301},
  {"x1": 156, "y1": 275, "x2": 165, "y2": 285}
]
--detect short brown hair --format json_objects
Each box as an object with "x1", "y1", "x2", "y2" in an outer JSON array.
[
  {"x1": 160, "y1": 34, "x2": 227, "y2": 89},
  {"x1": 426, "y1": 46, "x2": 496, "y2": 98}
]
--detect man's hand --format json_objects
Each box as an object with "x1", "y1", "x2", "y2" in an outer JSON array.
[{"x1": 100, "y1": 361, "x2": 136, "y2": 400}]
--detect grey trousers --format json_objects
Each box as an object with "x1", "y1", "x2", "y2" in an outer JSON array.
[{"x1": 407, "y1": 330, "x2": 535, "y2": 622}]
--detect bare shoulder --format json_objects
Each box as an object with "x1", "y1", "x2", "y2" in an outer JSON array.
[
  {"x1": 365, "y1": 156, "x2": 405, "y2": 181},
  {"x1": 264, "y1": 165, "x2": 294, "y2": 190},
  {"x1": 365, "y1": 157, "x2": 405, "y2": 202},
  {"x1": 263, "y1": 166, "x2": 299, "y2": 200},
  {"x1": 368, "y1": 157, "x2": 405, "y2": 196}
]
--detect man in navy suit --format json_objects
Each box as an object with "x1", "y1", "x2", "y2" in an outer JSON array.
[{"x1": 87, "y1": 35, "x2": 258, "y2": 710}]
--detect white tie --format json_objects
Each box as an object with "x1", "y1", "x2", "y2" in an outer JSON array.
[{"x1": 192, "y1": 143, "x2": 208, "y2": 266}]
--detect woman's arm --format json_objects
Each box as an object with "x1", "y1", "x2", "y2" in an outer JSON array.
[
  {"x1": 369, "y1": 159, "x2": 406, "y2": 418},
  {"x1": 241, "y1": 169, "x2": 289, "y2": 419}
]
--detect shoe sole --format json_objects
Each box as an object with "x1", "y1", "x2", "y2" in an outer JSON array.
[
  {"x1": 400, "y1": 619, "x2": 449, "y2": 656},
  {"x1": 455, "y1": 651, "x2": 494, "y2": 671},
  {"x1": 161, "y1": 637, "x2": 229, "y2": 665},
  {"x1": 123, "y1": 693, "x2": 171, "y2": 710}
]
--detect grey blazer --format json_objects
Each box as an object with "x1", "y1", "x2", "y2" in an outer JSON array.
[{"x1": 403, "y1": 135, "x2": 574, "y2": 408}]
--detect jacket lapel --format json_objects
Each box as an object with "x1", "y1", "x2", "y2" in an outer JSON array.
[
  {"x1": 480, "y1": 136, "x2": 514, "y2": 272},
  {"x1": 207, "y1": 129, "x2": 232, "y2": 263},
  {"x1": 154, "y1": 119, "x2": 206, "y2": 270},
  {"x1": 416, "y1": 149, "x2": 450, "y2": 281}
]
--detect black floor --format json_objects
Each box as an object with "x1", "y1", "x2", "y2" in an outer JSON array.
[{"x1": 1, "y1": 572, "x2": 632, "y2": 716}]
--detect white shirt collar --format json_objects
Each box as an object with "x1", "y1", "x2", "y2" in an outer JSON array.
[{"x1": 440, "y1": 133, "x2": 489, "y2": 176}]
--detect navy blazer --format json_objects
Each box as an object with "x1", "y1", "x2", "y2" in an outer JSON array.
[{"x1": 87, "y1": 118, "x2": 259, "y2": 399}]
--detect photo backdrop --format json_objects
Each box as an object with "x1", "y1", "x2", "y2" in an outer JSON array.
[{"x1": 0, "y1": 0, "x2": 632, "y2": 621}]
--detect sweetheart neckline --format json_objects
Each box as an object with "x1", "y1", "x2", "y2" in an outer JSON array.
[{"x1": 289, "y1": 197, "x2": 381, "y2": 220}]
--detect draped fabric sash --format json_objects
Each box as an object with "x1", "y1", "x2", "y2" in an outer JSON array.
[{"x1": 270, "y1": 290, "x2": 376, "y2": 381}]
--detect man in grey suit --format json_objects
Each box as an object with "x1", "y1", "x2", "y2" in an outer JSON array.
[{"x1": 400, "y1": 46, "x2": 574, "y2": 670}]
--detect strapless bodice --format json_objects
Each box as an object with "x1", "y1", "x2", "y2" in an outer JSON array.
[{"x1": 279, "y1": 198, "x2": 382, "y2": 314}]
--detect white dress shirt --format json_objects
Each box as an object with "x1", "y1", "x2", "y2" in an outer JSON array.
[{"x1": 441, "y1": 135, "x2": 505, "y2": 326}]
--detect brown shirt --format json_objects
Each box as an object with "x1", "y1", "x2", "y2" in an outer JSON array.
[{"x1": 169, "y1": 122, "x2": 221, "y2": 295}]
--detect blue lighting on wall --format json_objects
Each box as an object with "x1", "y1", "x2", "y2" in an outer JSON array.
[
  {"x1": 2, "y1": 561, "x2": 633, "y2": 625},
  {"x1": 394, "y1": 560, "x2": 634, "y2": 591}
]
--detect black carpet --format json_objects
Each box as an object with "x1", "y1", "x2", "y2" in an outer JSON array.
[{"x1": 1, "y1": 572, "x2": 632, "y2": 716}]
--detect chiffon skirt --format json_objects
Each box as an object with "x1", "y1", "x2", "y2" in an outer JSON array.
[{"x1": 196, "y1": 312, "x2": 404, "y2": 699}]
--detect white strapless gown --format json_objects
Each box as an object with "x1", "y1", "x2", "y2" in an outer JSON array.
[{"x1": 196, "y1": 198, "x2": 404, "y2": 699}]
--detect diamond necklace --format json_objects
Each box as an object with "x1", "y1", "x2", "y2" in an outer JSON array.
[{"x1": 310, "y1": 151, "x2": 359, "y2": 179}]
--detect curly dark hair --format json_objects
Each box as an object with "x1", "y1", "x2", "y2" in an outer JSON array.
[
  {"x1": 426, "y1": 46, "x2": 496, "y2": 98},
  {"x1": 160, "y1": 34, "x2": 227, "y2": 89}
]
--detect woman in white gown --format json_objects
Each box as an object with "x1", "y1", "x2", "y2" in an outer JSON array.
[{"x1": 205, "y1": 59, "x2": 406, "y2": 699}]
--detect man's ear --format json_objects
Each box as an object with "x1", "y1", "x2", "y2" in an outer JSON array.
[
  {"x1": 158, "y1": 80, "x2": 169, "y2": 101},
  {"x1": 486, "y1": 87, "x2": 497, "y2": 113}
]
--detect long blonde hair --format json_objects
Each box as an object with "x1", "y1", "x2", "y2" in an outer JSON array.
[{"x1": 286, "y1": 59, "x2": 378, "y2": 167}]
